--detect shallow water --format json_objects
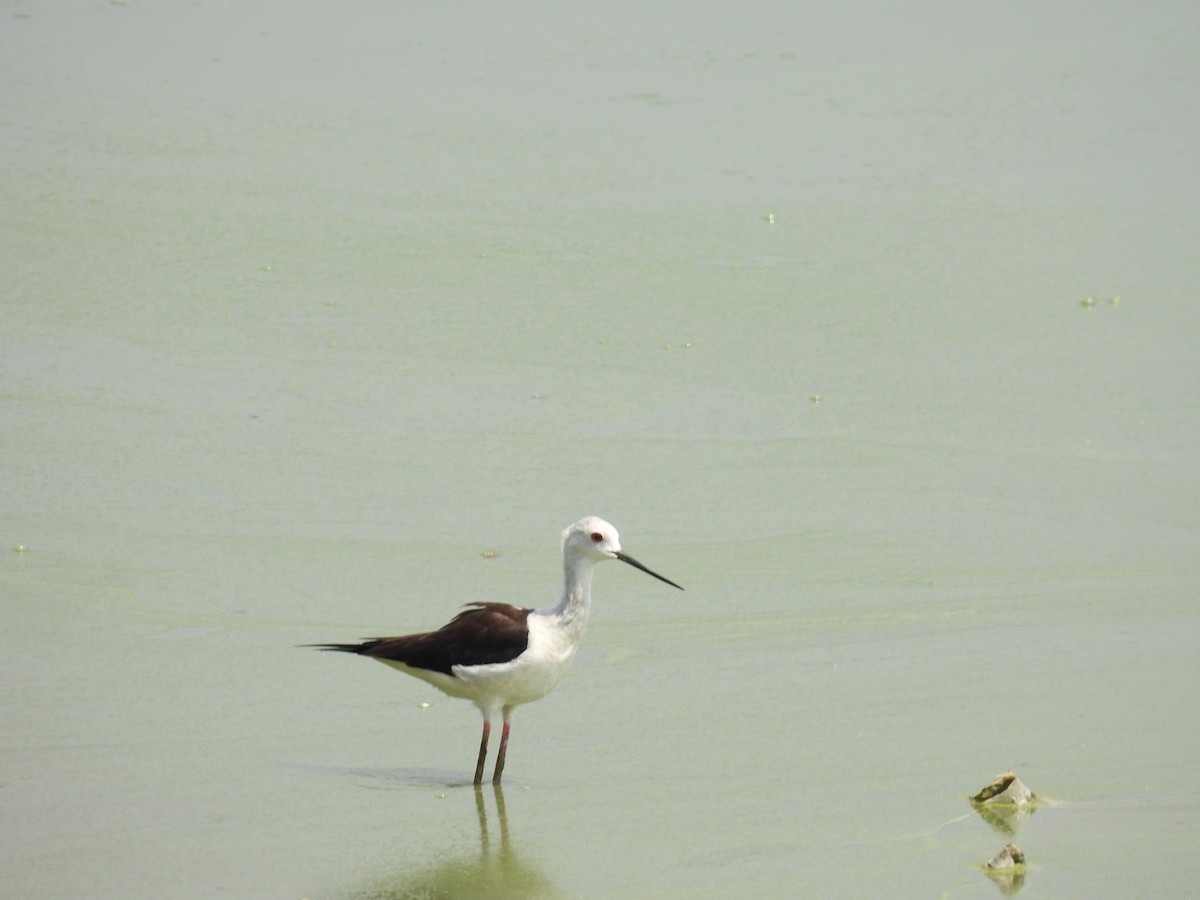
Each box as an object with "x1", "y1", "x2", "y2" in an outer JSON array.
[{"x1": 3, "y1": 2, "x2": 1199, "y2": 897}]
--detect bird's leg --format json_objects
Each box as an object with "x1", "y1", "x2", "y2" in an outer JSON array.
[
  {"x1": 474, "y1": 719, "x2": 491, "y2": 786},
  {"x1": 492, "y1": 708, "x2": 512, "y2": 784}
]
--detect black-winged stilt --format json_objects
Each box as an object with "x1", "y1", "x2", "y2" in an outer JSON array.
[{"x1": 311, "y1": 516, "x2": 682, "y2": 784}]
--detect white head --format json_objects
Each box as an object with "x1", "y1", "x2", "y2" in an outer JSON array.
[
  {"x1": 561, "y1": 516, "x2": 683, "y2": 589},
  {"x1": 562, "y1": 516, "x2": 621, "y2": 561}
]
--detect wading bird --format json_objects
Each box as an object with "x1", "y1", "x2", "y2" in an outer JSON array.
[{"x1": 310, "y1": 516, "x2": 682, "y2": 784}]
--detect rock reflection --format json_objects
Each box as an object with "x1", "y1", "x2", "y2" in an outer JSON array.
[
  {"x1": 983, "y1": 861, "x2": 1027, "y2": 895},
  {"x1": 348, "y1": 785, "x2": 561, "y2": 899},
  {"x1": 970, "y1": 799, "x2": 1037, "y2": 836}
]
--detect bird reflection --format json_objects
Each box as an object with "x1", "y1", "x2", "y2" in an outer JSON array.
[{"x1": 347, "y1": 784, "x2": 561, "y2": 899}]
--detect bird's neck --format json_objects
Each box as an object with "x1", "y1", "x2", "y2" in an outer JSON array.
[{"x1": 549, "y1": 558, "x2": 594, "y2": 635}]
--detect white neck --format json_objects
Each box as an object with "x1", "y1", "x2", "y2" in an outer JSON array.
[{"x1": 542, "y1": 556, "x2": 595, "y2": 640}]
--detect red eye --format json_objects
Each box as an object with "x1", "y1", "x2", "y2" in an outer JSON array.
[{"x1": 590, "y1": 532, "x2": 603, "y2": 543}]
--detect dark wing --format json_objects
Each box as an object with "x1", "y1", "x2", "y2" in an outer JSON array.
[{"x1": 311, "y1": 602, "x2": 532, "y2": 675}]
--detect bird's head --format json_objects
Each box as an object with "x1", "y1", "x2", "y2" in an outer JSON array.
[{"x1": 561, "y1": 516, "x2": 683, "y2": 590}]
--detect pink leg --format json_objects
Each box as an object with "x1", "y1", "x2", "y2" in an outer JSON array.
[
  {"x1": 492, "y1": 710, "x2": 512, "y2": 784},
  {"x1": 474, "y1": 719, "x2": 491, "y2": 786}
]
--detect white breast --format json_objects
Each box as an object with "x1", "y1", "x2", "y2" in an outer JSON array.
[{"x1": 451, "y1": 612, "x2": 581, "y2": 714}]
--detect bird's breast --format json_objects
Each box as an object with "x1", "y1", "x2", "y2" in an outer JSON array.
[
  {"x1": 444, "y1": 612, "x2": 585, "y2": 712},
  {"x1": 525, "y1": 611, "x2": 585, "y2": 666}
]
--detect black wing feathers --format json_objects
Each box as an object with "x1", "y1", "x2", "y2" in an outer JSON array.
[{"x1": 313, "y1": 602, "x2": 532, "y2": 675}]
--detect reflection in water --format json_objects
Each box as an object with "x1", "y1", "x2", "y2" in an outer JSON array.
[
  {"x1": 348, "y1": 785, "x2": 561, "y2": 899},
  {"x1": 983, "y1": 861, "x2": 1027, "y2": 895},
  {"x1": 970, "y1": 798, "x2": 1037, "y2": 836}
]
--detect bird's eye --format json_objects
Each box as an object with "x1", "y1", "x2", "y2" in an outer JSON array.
[{"x1": 590, "y1": 532, "x2": 603, "y2": 543}]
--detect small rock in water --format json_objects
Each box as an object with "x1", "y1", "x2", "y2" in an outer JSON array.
[
  {"x1": 983, "y1": 842, "x2": 1028, "y2": 893},
  {"x1": 972, "y1": 771, "x2": 1035, "y2": 805},
  {"x1": 987, "y1": 843, "x2": 1025, "y2": 869}
]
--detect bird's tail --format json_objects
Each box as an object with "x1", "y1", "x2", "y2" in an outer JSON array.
[{"x1": 301, "y1": 643, "x2": 369, "y2": 654}]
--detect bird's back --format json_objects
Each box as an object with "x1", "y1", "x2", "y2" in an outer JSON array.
[{"x1": 314, "y1": 602, "x2": 533, "y2": 674}]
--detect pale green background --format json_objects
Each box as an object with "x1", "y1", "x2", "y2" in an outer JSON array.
[{"x1": 3, "y1": 2, "x2": 1198, "y2": 897}]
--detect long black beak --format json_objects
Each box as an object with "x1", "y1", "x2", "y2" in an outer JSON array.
[{"x1": 615, "y1": 551, "x2": 684, "y2": 590}]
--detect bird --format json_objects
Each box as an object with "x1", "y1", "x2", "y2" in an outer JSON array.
[{"x1": 310, "y1": 516, "x2": 683, "y2": 785}]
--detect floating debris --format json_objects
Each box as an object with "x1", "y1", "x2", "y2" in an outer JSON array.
[
  {"x1": 984, "y1": 843, "x2": 1028, "y2": 894},
  {"x1": 972, "y1": 771, "x2": 1035, "y2": 806},
  {"x1": 971, "y1": 772, "x2": 1037, "y2": 834},
  {"x1": 987, "y1": 843, "x2": 1025, "y2": 870},
  {"x1": 481, "y1": 550, "x2": 498, "y2": 559},
  {"x1": 1080, "y1": 296, "x2": 1097, "y2": 308}
]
